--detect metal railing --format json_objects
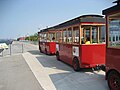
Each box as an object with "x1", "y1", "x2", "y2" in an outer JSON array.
[{"x1": 0, "y1": 43, "x2": 24, "y2": 57}]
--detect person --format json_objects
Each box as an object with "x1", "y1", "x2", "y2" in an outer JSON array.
[
  {"x1": 85, "y1": 37, "x2": 90, "y2": 44},
  {"x1": 52, "y1": 36, "x2": 55, "y2": 41},
  {"x1": 81, "y1": 37, "x2": 85, "y2": 44}
]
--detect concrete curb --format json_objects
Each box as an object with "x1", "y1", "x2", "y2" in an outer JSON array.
[{"x1": 22, "y1": 52, "x2": 56, "y2": 90}]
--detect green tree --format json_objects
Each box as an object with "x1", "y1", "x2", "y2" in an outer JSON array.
[{"x1": 25, "y1": 33, "x2": 38, "y2": 41}]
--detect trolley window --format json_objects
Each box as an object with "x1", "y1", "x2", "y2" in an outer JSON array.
[
  {"x1": 49, "y1": 33, "x2": 55, "y2": 42},
  {"x1": 40, "y1": 33, "x2": 47, "y2": 42},
  {"x1": 56, "y1": 31, "x2": 62, "y2": 43},
  {"x1": 108, "y1": 13, "x2": 120, "y2": 48},
  {"x1": 82, "y1": 26, "x2": 105, "y2": 44},
  {"x1": 63, "y1": 29, "x2": 67, "y2": 43},
  {"x1": 73, "y1": 27, "x2": 79, "y2": 44},
  {"x1": 67, "y1": 28, "x2": 72, "y2": 43}
]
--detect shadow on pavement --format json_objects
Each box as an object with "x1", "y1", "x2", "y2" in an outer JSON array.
[
  {"x1": 36, "y1": 55, "x2": 74, "y2": 72},
  {"x1": 36, "y1": 54, "x2": 109, "y2": 90},
  {"x1": 48, "y1": 71, "x2": 108, "y2": 90},
  {"x1": 36, "y1": 54, "x2": 102, "y2": 73},
  {"x1": 28, "y1": 50, "x2": 45, "y2": 55}
]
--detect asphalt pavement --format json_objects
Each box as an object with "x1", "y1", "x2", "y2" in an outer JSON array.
[
  {"x1": 0, "y1": 41, "x2": 109, "y2": 90},
  {"x1": 22, "y1": 42, "x2": 109, "y2": 90},
  {"x1": 0, "y1": 41, "x2": 43, "y2": 90}
]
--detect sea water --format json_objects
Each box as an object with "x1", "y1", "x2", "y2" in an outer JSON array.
[{"x1": 0, "y1": 39, "x2": 13, "y2": 45}]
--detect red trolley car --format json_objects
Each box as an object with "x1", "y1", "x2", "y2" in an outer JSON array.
[
  {"x1": 55, "y1": 15, "x2": 106, "y2": 71},
  {"x1": 103, "y1": 0, "x2": 120, "y2": 90},
  {"x1": 38, "y1": 27, "x2": 56, "y2": 55}
]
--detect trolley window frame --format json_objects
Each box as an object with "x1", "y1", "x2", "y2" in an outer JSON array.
[{"x1": 106, "y1": 12, "x2": 120, "y2": 49}]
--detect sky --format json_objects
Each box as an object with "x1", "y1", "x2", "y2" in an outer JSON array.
[{"x1": 0, "y1": 0, "x2": 116, "y2": 39}]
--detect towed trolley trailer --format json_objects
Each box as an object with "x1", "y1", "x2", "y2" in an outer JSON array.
[
  {"x1": 38, "y1": 27, "x2": 56, "y2": 55},
  {"x1": 38, "y1": 14, "x2": 106, "y2": 71},
  {"x1": 103, "y1": 0, "x2": 120, "y2": 90}
]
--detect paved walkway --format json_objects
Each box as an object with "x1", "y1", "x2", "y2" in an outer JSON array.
[
  {"x1": 0, "y1": 42, "x2": 109, "y2": 90},
  {"x1": 23, "y1": 51, "x2": 109, "y2": 90},
  {"x1": 0, "y1": 54, "x2": 43, "y2": 90}
]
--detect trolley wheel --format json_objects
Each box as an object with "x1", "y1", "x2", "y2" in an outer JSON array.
[
  {"x1": 108, "y1": 71, "x2": 120, "y2": 90},
  {"x1": 39, "y1": 47, "x2": 42, "y2": 53},
  {"x1": 73, "y1": 57, "x2": 80, "y2": 71},
  {"x1": 56, "y1": 51, "x2": 60, "y2": 60},
  {"x1": 45, "y1": 49, "x2": 48, "y2": 55}
]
